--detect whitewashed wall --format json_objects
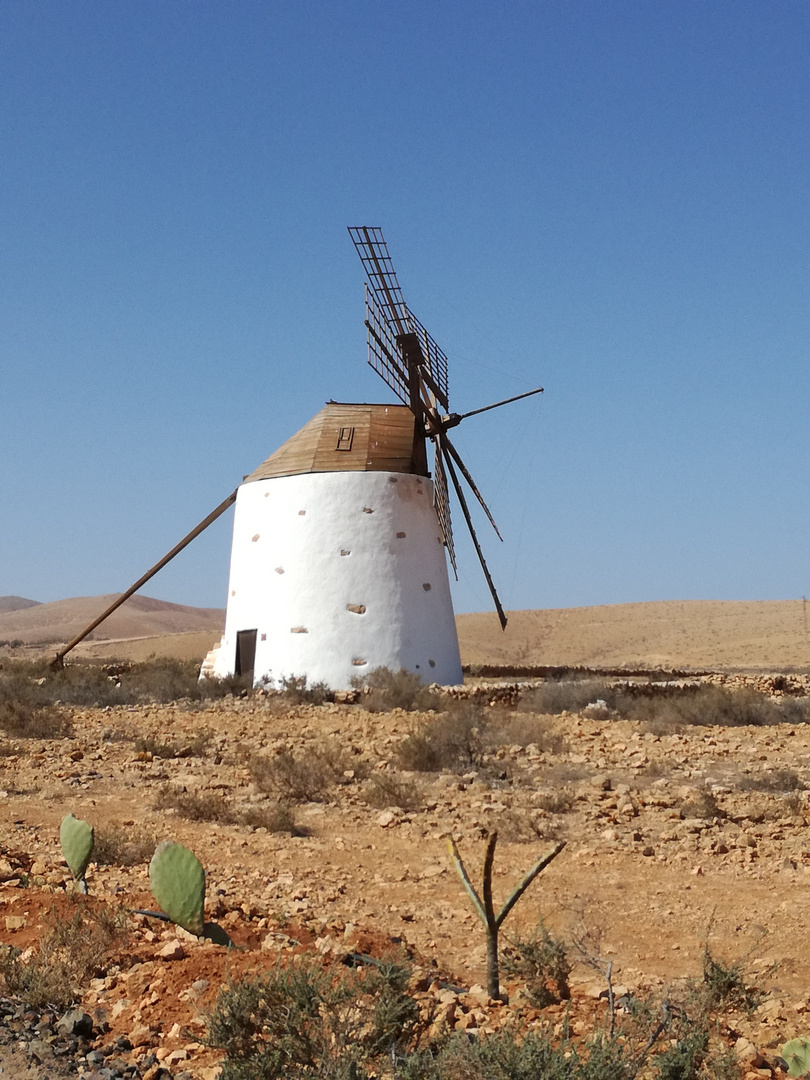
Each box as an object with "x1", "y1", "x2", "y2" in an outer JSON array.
[{"x1": 211, "y1": 470, "x2": 463, "y2": 688}]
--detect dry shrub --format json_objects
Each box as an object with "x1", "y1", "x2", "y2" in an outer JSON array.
[
  {"x1": 632, "y1": 684, "x2": 784, "y2": 731},
  {"x1": 395, "y1": 701, "x2": 486, "y2": 773},
  {"x1": 492, "y1": 808, "x2": 560, "y2": 844},
  {"x1": 485, "y1": 713, "x2": 568, "y2": 754},
  {"x1": 277, "y1": 675, "x2": 331, "y2": 705},
  {"x1": 239, "y1": 802, "x2": 303, "y2": 835},
  {"x1": 351, "y1": 666, "x2": 439, "y2": 712},
  {"x1": 738, "y1": 768, "x2": 804, "y2": 792},
  {"x1": 0, "y1": 700, "x2": 72, "y2": 739},
  {"x1": 0, "y1": 657, "x2": 252, "y2": 709},
  {"x1": 153, "y1": 786, "x2": 301, "y2": 834},
  {"x1": 0, "y1": 897, "x2": 125, "y2": 1008},
  {"x1": 535, "y1": 787, "x2": 576, "y2": 815},
  {"x1": 680, "y1": 787, "x2": 724, "y2": 819},
  {"x1": 153, "y1": 786, "x2": 238, "y2": 824},
  {"x1": 132, "y1": 731, "x2": 212, "y2": 759},
  {"x1": 363, "y1": 772, "x2": 423, "y2": 812},
  {"x1": 519, "y1": 679, "x2": 610, "y2": 716},
  {"x1": 250, "y1": 742, "x2": 364, "y2": 802},
  {"x1": 93, "y1": 825, "x2": 156, "y2": 867},
  {"x1": 502, "y1": 921, "x2": 571, "y2": 1007}
]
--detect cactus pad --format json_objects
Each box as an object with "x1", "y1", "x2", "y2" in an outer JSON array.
[
  {"x1": 60, "y1": 814, "x2": 94, "y2": 883},
  {"x1": 783, "y1": 1038, "x2": 810, "y2": 1077},
  {"x1": 149, "y1": 840, "x2": 205, "y2": 936}
]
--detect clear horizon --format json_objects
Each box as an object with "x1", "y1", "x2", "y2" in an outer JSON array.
[{"x1": 3, "y1": 2, "x2": 808, "y2": 617}]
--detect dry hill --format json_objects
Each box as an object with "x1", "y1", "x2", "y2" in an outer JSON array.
[
  {"x1": 0, "y1": 593, "x2": 224, "y2": 646},
  {"x1": 457, "y1": 598, "x2": 810, "y2": 671},
  {"x1": 4, "y1": 594, "x2": 809, "y2": 672},
  {"x1": 0, "y1": 596, "x2": 40, "y2": 614}
]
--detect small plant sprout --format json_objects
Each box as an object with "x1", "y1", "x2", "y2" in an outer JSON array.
[
  {"x1": 782, "y1": 1038, "x2": 810, "y2": 1077},
  {"x1": 447, "y1": 831, "x2": 565, "y2": 1001},
  {"x1": 147, "y1": 840, "x2": 233, "y2": 946},
  {"x1": 60, "y1": 813, "x2": 94, "y2": 894}
]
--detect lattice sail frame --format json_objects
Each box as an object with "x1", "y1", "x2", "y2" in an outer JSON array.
[
  {"x1": 432, "y1": 441, "x2": 457, "y2": 576},
  {"x1": 348, "y1": 226, "x2": 449, "y2": 411}
]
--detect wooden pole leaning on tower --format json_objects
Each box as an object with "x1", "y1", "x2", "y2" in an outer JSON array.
[{"x1": 50, "y1": 490, "x2": 238, "y2": 670}]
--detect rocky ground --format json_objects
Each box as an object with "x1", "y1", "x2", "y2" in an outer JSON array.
[{"x1": 1, "y1": 677, "x2": 810, "y2": 1077}]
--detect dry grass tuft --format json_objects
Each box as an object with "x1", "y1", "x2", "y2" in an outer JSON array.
[
  {"x1": 250, "y1": 742, "x2": 365, "y2": 802},
  {"x1": 351, "y1": 666, "x2": 439, "y2": 712},
  {"x1": 153, "y1": 784, "x2": 302, "y2": 834},
  {"x1": 0, "y1": 701, "x2": 73, "y2": 739},
  {"x1": 92, "y1": 825, "x2": 157, "y2": 867},
  {"x1": 0, "y1": 897, "x2": 126, "y2": 1008},
  {"x1": 363, "y1": 772, "x2": 423, "y2": 812}
]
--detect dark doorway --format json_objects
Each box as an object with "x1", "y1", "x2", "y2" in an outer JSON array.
[{"x1": 235, "y1": 629, "x2": 258, "y2": 683}]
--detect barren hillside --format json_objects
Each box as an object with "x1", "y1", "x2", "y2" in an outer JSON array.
[
  {"x1": 0, "y1": 596, "x2": 41, "y2": 614},
  {"x1": 457, "y1": 599, "x2": 810, "y2": 671},
  {"x1": 0, "y1": 594, "x2": 224, "y2": 646},
  {"x1": 5, "y1": 595, "x2": 810, "y2": 673}
]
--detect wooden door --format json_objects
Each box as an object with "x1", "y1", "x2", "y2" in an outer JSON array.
[{"x1": 235, "y1": 629, "x2": 258, "y2": 682}]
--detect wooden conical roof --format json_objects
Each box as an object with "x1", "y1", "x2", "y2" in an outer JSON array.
[{"x1": 244, "y1": 402, "x2": 428, "y2": 483}]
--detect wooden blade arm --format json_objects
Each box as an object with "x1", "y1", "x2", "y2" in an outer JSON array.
[
  {"x1": 441, "y1": 434, "x2": 503, "y2": 541},
  {"x1": 443, "y1": 451, "x2": 507, "y2": 630},
  {"x1": 50, "y1": 490, "x2": 238, "y2": 669}
]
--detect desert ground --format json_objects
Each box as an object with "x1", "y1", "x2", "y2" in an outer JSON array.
[
  {"x1": 0, "y1": 677, "x2": 809, "y2": 1077},
  {"x1": 1, "y1": 597, "x2": 810, "y2": 1077}
]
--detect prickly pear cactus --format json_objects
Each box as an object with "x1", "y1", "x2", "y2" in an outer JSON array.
[
  {"x1": 60, "y1": 814, "x2": 94, "y2": 889},
  {"x1": 783, "y1": 1038, "x2": 810, "y2": 1077},
  {"x1": 149, "y1": 840, "x2": 205, "y2": 936}
]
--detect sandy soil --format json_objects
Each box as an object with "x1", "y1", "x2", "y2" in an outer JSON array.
[{"x1": 0, "y1": 688, "x2": 809, "y2": 1076}]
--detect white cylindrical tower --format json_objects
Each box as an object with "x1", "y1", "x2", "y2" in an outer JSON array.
[{"x1": 209, "y1": 403, "x2": 463, "y2": 688}]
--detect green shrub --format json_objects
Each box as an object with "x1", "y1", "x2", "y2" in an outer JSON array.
[
  {"x1": 653, "y1": 1027, "x2": 709, "y2": 1080},
  {"x1": 399, "y1": 1030, "x2": 632, "y2": 1080},
  {"x1": 701, "y1": 946, "x2": 762, "y2": 1012}
]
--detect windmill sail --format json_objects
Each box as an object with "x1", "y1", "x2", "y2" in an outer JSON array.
[
  {"x1": 349, "y1": 226, "x2": 449, "y2": 411},
  {"x1": 349, "y1": 225, "x2": 540, "y2": 631}
]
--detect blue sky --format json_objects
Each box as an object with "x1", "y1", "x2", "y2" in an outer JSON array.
[{"x1": 2, "y1": 1, "x2": 808, "y2": 618}]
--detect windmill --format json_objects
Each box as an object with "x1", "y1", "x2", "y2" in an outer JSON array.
[
  {"x1": 348, "y1": 226, "x2": 543, "y2": 633},
  {"x1": 51, "y1": 228, "x2": 541, "y2": 689}
]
